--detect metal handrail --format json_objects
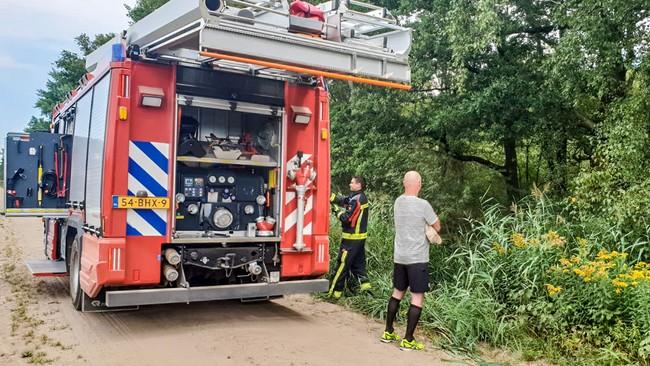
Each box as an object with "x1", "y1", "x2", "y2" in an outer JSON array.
[{"x1": 224, "y1": 0, "x2": 289, "y2": 16}]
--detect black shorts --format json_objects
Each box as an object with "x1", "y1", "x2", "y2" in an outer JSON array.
[{"x1": 393, "y1": 263, "x2": 429, "y2": 293}]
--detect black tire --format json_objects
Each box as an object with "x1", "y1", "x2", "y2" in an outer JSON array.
[
  {"x1": 69, "y1": 237, "x2": 83, "y2": 311},
  {"x1": 64, "y1": 227, "x2": 75, "y2": 273}
]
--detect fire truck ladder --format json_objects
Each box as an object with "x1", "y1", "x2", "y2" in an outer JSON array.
[{"x1": 86, "y1": 0, "x2": 412, "y2": 89}]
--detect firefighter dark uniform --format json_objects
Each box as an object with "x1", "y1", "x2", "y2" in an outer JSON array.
[{"x1": 328, "y1": 191, "x2": 370, "y2": 298}]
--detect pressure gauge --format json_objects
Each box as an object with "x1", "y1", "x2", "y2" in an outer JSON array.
[
  {"x1": 213, "y1": 208, "x2": 234, "y2": 229},
  {"x1": 218, "y1": 176, "x2": 226, "y2": 184},
  {"x1": 187, "y1": 203, "x2": 200, "y2": 215},
  {"x1": 256, "y1": 195, "x2": 266, "y2": 206},
  {"x1": 244, "y1": 204, "x2": 255, "y2": 215},
  {"x1": 208, "y1": 175, "x2": 218, "y2": 184},
  {"x1": 175, "y1": 193, "x2": 186, "y2": 203},
  {"x1": 227, "y1": 176, "x2": 235, "y2": 184}
]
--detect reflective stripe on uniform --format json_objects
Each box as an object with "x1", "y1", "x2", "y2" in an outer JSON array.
[
  {"x1": 328, "y1": 249, "x2": 349, "y2": 296},
  {"x1": 342, "y1": 232, "x2": 368, "y2": 240},
  {"x1": 355, "y1": 203, "x2": 369, "y2": 235}
]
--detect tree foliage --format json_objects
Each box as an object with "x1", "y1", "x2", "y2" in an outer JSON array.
[
  {"x1": 124, "y1": 0, "x2": 170, "y2": 23},
  {"x1": 26, "y1": 0, "x2": 168, "y2": 132},
  {"x1": 24, "y1": 116, "x2": 50, "y2": 133},
  {"x1": 331, "y1": 0, "x2": 648, "y2": 210},
  {"x1": 28, "y1": 33, "x2": 113, "y2": 132}
]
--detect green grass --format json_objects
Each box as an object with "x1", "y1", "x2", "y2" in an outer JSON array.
[{"x1": 325, "y1": 193, "x2": 650, "y2": 365}]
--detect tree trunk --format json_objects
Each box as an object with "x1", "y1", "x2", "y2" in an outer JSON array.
[
  {"x1": 503, "y1": 130, "x2": 519, "y2": 199},
  {"x1": 555, "y1": 136, "x2": 568, "y2": 192}
]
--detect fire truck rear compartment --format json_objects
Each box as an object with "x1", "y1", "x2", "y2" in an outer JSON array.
[{"x1": 168, "y1": 66, "x2": 284, "y2": 287}]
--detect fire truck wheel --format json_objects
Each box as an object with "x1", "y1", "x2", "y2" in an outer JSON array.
[{"x1": 69, "y1": 238, "x2": 83, "y2": 310}]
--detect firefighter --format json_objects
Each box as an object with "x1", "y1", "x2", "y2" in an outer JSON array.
[{"x1": 328, "y1": 176, "x2": 371, "y2": 299}]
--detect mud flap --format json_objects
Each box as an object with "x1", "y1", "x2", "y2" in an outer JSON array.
[{"x1": 81, "y1": 290, "x2": 139, "y2": 313}]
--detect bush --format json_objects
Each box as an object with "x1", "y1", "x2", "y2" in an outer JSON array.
[{"x1": 327, "y1": 190, "x2": 650, "y2": 364}]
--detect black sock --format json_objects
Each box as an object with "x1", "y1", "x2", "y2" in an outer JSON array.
[
  {"x1": 385, "y1": 297, "x2": 401, "y2": 333},
  {"x1": 404, "y1": 304, "x2": 422, "y2": 342}
]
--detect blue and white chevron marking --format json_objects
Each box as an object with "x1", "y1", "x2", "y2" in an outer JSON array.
[{"x1": 126, "y1": 140, "x2": 169, "y2": 237}]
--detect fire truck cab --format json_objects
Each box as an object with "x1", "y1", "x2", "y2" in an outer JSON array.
[{"x1": 3, "y1": 0, "x2": 411, "y2": 311}]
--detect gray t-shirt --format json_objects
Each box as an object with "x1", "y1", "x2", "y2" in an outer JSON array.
[{"x1": 393, "y1": 195, "x2": 438, "y2": 264}]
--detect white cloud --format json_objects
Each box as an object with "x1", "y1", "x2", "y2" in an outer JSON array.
[
  {"x1": 0, "y1": 0, "x2": 136, "y2": 44},
  {"x1": 0, "y1": 55, "x2": 32, "y2": 69}
]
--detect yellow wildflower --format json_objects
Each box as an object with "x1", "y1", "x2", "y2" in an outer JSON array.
[
  {"x1": 596, "y1": 250, "x2": 629, "y2": 261},
  {"x1": 570, "y1": 256, "x2": 581, "y2": 264},
  {"x1": 612, "y1": 279, "x2": 629, "y2": 288},
  {"x1": 595, "y1": 269, "x2": 608, "y2": 279},
  {"x1": 511, "y1": 233, "x2": 527, "y2": 248},
  {"x1": 559, "y1": 258, "x2": 572, "y2": 267},
  {"x1": 573, "y1": 264, "x2": 596, "y2": 282},
  {"x1": 492, "y1": 243, "x2": 507, "y2": 255},
  {"x1": 596, "y1": 250, "x2": 609, "y2": 261},
  {"x1": 543, "y1": 230, "x2": 566, "y2": 247},
  {"x1": 628, "y1": 270, "x2": 648, "y2": 281},
  {"x1": 577, "y1": 238, "x2": 588, "y2": 247},
  {"x1": 545, "y1": 284, "x2": 563, "y2": 296}
]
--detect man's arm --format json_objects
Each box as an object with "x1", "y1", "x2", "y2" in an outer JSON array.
[
  {"x1": 425, "y1": 202, "x2": 441, "y2": 232},
  {"x1": 431, "y1": 219, "x2": 441, "y2": 233},
  {"x1": 330, "y1": 193, "x2": 348, "y2": 207},
  {"x1": 337, "y1": 199, "x2": 360, "y2": 225}
]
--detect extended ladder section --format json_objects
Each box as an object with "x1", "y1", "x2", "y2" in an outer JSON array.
[{"x1": 86, "y1": 0, "x2": 412, "y2": 87}]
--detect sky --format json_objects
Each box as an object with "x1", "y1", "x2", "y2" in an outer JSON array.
[{"x1": 0, "y1": 0, "x2": 136, "y2": 141}]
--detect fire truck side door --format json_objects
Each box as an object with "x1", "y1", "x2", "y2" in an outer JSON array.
[{"x1": 4, "y1": 131, "x2": 71, "y2": 217}]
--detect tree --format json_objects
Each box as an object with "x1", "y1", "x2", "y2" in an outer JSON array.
[
  {"x1": 25, "y1": 0, "x2": 171, "y2": 132},
  {"x1": 30, "y1": 33, "x2": 113, "y2": 128},
  {"x1": 24, "y1": 116, "x2": 50, "y2": 133},
  {"x1": 331, "y1": 0, "x2": 647, "y2": 200},
  {"x1": 125, "y1": 0, "x2": 169, "y2": 23}
]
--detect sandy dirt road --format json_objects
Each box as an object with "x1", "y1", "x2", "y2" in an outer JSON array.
[{"x1": 0, "y1": 215, "x2": 470, "y2": 366}]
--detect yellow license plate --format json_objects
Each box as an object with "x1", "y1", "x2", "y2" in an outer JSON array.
[{"x1": 112, "y1": 196, "x2": 170, "y2": 209}]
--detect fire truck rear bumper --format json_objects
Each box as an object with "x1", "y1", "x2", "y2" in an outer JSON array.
[{"x1": 104, "y1": 279, "x2": 329, "y2": 307}]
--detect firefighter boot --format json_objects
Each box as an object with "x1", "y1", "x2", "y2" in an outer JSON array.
[{"x1": 359, "y1": 282, "x2": 372, "y2": 292}]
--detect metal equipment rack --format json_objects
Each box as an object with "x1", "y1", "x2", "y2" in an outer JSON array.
[{"x1": 86, "y1": 0, "x2": 412, "y2": 87}]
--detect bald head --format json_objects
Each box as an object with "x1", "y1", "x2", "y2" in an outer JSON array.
[{"x1": 403, "y1": 171, "x2": 422, "y2": 196}]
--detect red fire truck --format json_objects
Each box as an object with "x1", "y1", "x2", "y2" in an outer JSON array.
[{"x1": 3, "y1": 0, "x2": 411, "y2": 311}]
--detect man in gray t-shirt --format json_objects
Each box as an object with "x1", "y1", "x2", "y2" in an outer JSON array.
[
  {"x1": 393, "y1": 195, "x2": 438, "y2": 264},
  {"x1": 380, "y1": 171, "x2": 441, "y2": 351}
]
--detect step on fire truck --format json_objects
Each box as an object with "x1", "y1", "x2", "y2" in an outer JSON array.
[{"x1": 3, "y1": 0, "x2": 411, "y2": 311}]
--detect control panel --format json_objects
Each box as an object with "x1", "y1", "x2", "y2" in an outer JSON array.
[{"x1": 175, "y1": 167, "x2": 268, "y2": 233}]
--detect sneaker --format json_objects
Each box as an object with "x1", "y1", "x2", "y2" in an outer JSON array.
[
  {"x1": 380, "y1": 331, "x2": 400, "y2": 343},
  {"x1": 399, "y1": 339, "x2": 424, "y2": 351}
]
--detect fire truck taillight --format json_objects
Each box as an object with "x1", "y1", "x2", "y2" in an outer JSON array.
[
  {"x1": 141, "y1": 96, "x2": 163, "y2": 108},
  {"x1": 138, "y1": 86, "x2": 165, "y2": 108},
  {"x1": 291, "y1": 105, "x2": 312, "y2": 124}
]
